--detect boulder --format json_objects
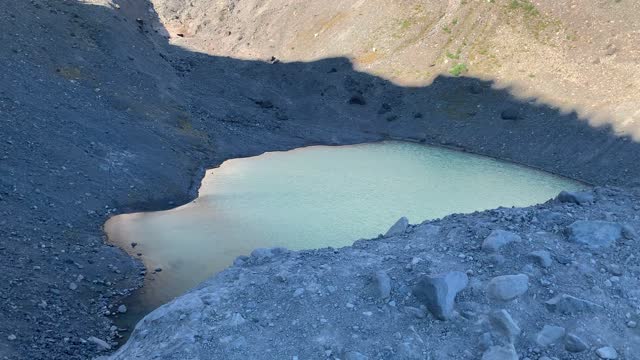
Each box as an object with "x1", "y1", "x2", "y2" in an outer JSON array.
[
  {"x1": 566, "y1": 220, "x2": 623, "y2": 249},
  {"x1": 413, "y1": 271, "x2": 468, "y2": 320},
  {"x1": 482, "y1": 230, "x2": 521, "y2": 252},
  {"x1": 556, "y1": 191, "x2": 594, "y2": 205},
  {"x1": 535, "y1": 325, "x2": 565, "y2": 347},
  {"x1": 596, "y1": 346, "x2": 618, "y2": 359},
  {"x1": 489, "y1": 309, "x2": 521, "y2": 342},
  {"x1": 373, "y1": 270, "x2": 391, "y2": 300},
  {"x1": 528, "y1": 250, "x2": 552, "y2": 268},
  {"x1": 564, "y1": 333, "x2": 588, "y2": 352},
  {"x1": 487, "y1": 274, "x2": 529, "y2": 301},
  {"x1": 385, "y1": 217, "x2": 409, "y2": 237}
]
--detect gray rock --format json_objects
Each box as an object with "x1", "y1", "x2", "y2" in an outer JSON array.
[
  {"x1": 404, "y1": 306, "x2": 427, "y2": 319},
  {"x1": 385, "y1": 217, "x2": 409, "y2": 237},
  {"x1": 596, "y1": 346, "x2": 618, "y2": 359},
  {"x1": 556, "y1": 191, "x2": 594, "y2": 205},
  {"x1": 535, "y1": 325, "x2": 565, "y2": 347},
  {"x1": 622, "y1": 224, "x2": 637, "y2": 239},
  {"x1": 564, "y1": 333, "x2": 588, "y2": 352},
  {"x1": 566, "y1": 220, "x2": 623, "y2": 249},
  {"x1": 482, "y1": 230, "x2": 521, "y2": 252},
  {"x1": 481, "y1": 345, "x2": 519, "y2": 360},
  {"x1": 489, "y1": 309, "x2": 521, "y2": 342},
  {"x1": 528, "y1": 250, "x2": 552, "y2": 268},
  {"x1": 487, "y1": 274, "x2": 529, "y2": 301},
  {"x1": 544, "y1": 294, "x2": 600, "y2": 314},
  {"x1": 343, "y1": 351, "x2": 368, "y2": 360},
  {"x1": 479, "y1": 332, "x2": 494, "y2": 351},
  {"x1": 88, "y1": 336, "x2": 112, "y2": 351},
  {"x1": 69, "y1": 282, "x2": 78, "y2": 291},
  {"x1": 500, "y1": 108, "x2": 520, "y2": 120},
  {"x1": 117, "y1": 305, "x2": 127, "y2": 314},
  {"x1": 413, "y1": 271, "x2": 468, "y2": 320},
  {"x1": 373, "y1": 270, "x2": 391, "y2": 300}
]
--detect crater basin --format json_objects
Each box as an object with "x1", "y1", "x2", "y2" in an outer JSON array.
[{"x1": 105, "y1": 141, "x2": 583, "y2": 325}]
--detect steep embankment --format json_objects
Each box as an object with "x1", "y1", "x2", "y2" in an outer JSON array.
[{"x1": 1, "y1": 0, "x2": 639, "y2": 359}]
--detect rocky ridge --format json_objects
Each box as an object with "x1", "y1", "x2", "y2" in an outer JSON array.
[{"x1": 108, "y1": 188, "x2": 640, "y2": 359}]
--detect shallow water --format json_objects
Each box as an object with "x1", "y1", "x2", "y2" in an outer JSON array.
[{"x1": 106, "y1": 141, "x2": 582, "y2": 327}]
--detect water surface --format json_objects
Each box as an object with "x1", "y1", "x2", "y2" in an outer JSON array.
[{"x1": 106, "y1": 141, "x2": 582, "y2": 326}]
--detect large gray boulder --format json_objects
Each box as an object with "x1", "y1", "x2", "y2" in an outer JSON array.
[
  {"x1": 412, "y1": 271, "x2": 468, "y2": 320},
  {"x1": 566, "y1": 220, "x2": 623, "y2": 249},
  {"x1": 556, "y1": 190, "x2": 594, "y2": 205},
  {"x1": 487, "y1": 274, "x2": 529, "y2": 301}
]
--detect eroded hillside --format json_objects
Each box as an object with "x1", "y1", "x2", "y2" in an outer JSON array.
[{"x1": 153, "y1": 0, "x2": 640, "y2": 138}]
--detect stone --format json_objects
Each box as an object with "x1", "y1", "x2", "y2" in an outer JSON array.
[
  {"x1": 69, "y1": 282, "x2": 78, "y2": 291},
  {"x1": 566, "y1": 220, "x2": 623, "y2": 249},
  {"x1": 7, "y1": 334, "x2": 16, "y2": 341},
  {"x1": 117, "y1": 305, "x2": 127, "y2": 314},
  {"x1": 489, "y1": 309, "x2": 521, "y2": 341},
  {"x1": 556, "y1": 191, "x2": 594, "y2": 205},
  {"x1": 544, "y1": 294, "x2": 600, "y2": 314},
  {"x1": 343, "y1": 351, "x2": 368, "y2": 360},
  {"x1": 622, "y1": 224, "x2": 637, "y2": 239},
  {"x1": 535, "y1": 325, "x2": 565, "y2": 347},
  {"x1": 564, "y1": 333, "x2": 588, "y2": 352},
  {"x1": 373, "y1": 270, "x2": 391, "y2": 300},
  {"x1": 500, "y1": 108, "x2": 520, "y2": 120},
  {"x1": 88, "y1": 336, "x2": 111, "y2": 350},
  {"x1": 487, "y1": 274, "x2": 529, "y2": 301},
  {"x1": 482, "y1": 230, "x2": 521, "y2": 252},
  {"x1": 596, "y1": 346, "x2": 618, "y2": 359},
  {"x1": 404, "y1": 306, "x2": 426, "y2": 319},
  {"x1": 385, "y1": 217, "x2": 409, "y2": 237},
  {"x1": 528, "y1": 250, "x2": 552, "y2": 268},
  {"x1": 413, "y1": 271, "x2": 468, "y2": 320},
  {"x1": 481, "y1": 345, "x2": 518, "y2": 360}
]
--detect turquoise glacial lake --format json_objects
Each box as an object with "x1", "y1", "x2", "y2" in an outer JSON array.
[{"x1": 106, "y1": 141, "x2": 582, "y2": 323}]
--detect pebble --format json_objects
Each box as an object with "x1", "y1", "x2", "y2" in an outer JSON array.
[
  {"x1": 69, "y1": 282, "x2": 78, "y2": 291},
  {"x1": 412, "y1": 271, "x2": 468, "y2": 320},
  {"x1": 117, "y1": 304, "x2": 127, "y2": 314},
  {"x1": 7, "y1": 334, "x2": 16, "y2": 341},
  {"x1": 596, "y1": 346, "x2": 618, "y2": 359},
  {"x1": 487, "y1": 274, "x2": 529, "y2": 301}
]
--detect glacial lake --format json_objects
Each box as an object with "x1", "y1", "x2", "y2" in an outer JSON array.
[{"x1": 105, "y1": 141, "x2": 583, "y2": 327}]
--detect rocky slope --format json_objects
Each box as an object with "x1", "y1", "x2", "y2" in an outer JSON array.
[
  {"x1": 1, "y1": 0, "x2": 639, "y2": 359},
  {"x1": 107, "y1": 188, "x2": 640, "y2": 359},
  {"x1": 153, "y1": 0, "x2": 640, "y2": 139}
]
